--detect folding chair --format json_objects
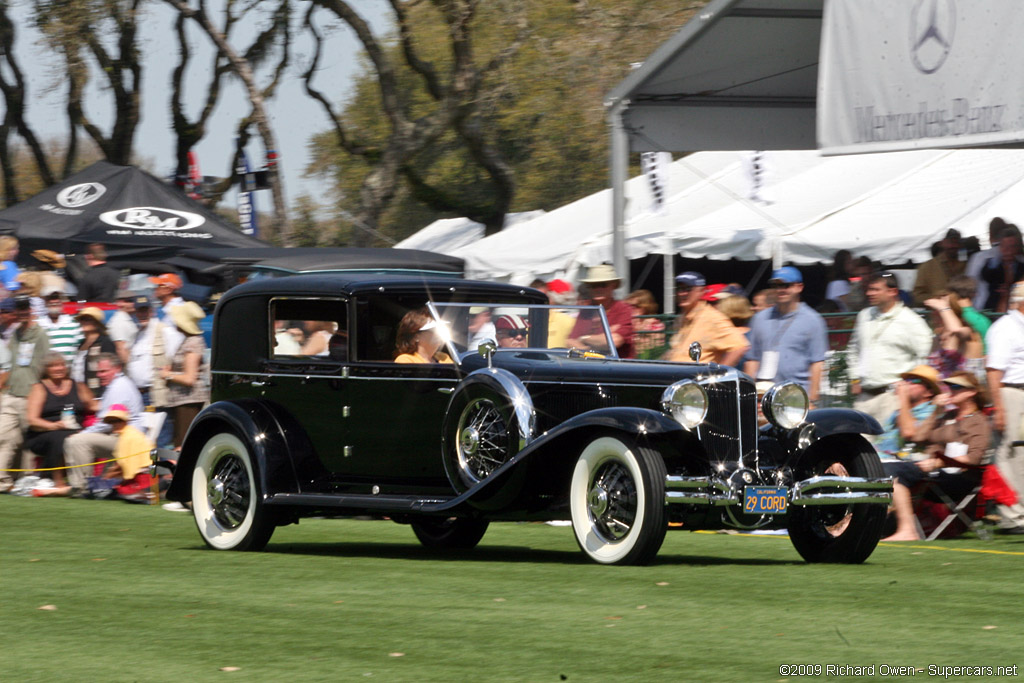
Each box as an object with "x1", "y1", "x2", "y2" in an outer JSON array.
[{"x1": 136, "y1": 411, "x2": 177, "y2": 505}]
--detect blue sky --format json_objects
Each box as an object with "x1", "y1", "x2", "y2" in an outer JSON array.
[{"x1": 9, "y1": 0, "x2": 391, "y2": 220}]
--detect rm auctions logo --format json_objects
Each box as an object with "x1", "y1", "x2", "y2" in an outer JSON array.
[
  {"x1": 99, "y1": 207, "x2": 206, "y2": 231},
  {"x1": 56, "y1": 182, "x2": 106, "y2": 208},
  {"x1": 910, "y1": 0, "x2": 956, "y2": 75}
]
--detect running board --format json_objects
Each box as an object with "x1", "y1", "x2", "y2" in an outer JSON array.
[
  {"x1": 267, "y1": 492, "x2": 456, "y2": 512},
  {"x1": 665, "y1": 475, "x2": 893, "y2": 507}
]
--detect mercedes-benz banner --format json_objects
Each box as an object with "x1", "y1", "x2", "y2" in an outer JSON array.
[{"x1": 818, "y1": 0, "x2": 1024, "y2": 154}]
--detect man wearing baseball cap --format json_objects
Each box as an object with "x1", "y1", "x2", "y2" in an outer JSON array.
[
  {"x1": 745, "y1": 267, "x2": 827, "y2": 404},
  {"x1": 663, "y1": 271, "x2": 747, "y2": 366}
]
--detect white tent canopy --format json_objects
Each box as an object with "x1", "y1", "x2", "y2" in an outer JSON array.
[
  {"x1": 450, "y1": 149, "x2": 1024, "y2": 284},
  {"x1": 395, "y1": 211, "x2": 545, "y2": 254}
]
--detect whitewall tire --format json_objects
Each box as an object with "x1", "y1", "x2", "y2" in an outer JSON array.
[
  {"x1": 191, "y1": 432, "x2": 275, "y2": 551},
  {"x1": 569, "y1": 435, "x2": 667, "y2": 565}
]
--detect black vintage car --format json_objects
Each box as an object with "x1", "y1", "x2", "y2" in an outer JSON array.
[{"x1": 167, "y1": 274, "x2": 893, "y2": 565}]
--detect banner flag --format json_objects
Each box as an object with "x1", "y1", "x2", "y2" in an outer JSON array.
[
  {"x1": 640, "y1": 151, "x2": 672, "y2": 215},
  {"x1": 236, "y1": 147, "x2": 258, "y2": 237}
]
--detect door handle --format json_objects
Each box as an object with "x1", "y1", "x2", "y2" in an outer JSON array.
[{"x1": 437, "y1": 387, "x2": 454, "y2": 395}]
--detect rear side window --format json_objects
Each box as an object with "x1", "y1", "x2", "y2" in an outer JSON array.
[{"x1": 270, "y1": 298, "x2": 348, "y2": 361}]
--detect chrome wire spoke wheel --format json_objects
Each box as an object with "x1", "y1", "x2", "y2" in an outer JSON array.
[
  {"x1": 208, "y1": 453, "x2": 251, "y2": 530},
  {"x1": 587, "y1": 460, "x2": 638, "y2": 542},
  {"x1": 456, "y1": 398, "x2": 510, "y2": 483}
]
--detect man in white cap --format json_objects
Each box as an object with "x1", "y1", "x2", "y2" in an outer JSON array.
[
  {"x1": 985, "y1": 280, "x2": 1024, "y2": 534},
  {"x1": 566, "y1": 264, "x2": 634, "y2": 358}
]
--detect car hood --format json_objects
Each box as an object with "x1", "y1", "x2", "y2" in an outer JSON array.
[{"x1": 458, "y1": 350, "x2": 735, "y2": 387}]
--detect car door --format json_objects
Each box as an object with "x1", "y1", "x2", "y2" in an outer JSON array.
[
  {"x1": 341, "y1": 295, "x2": 459, "y2": 489},
  {"x1": 263, "y1": 297, "x2": 352, "y2": 484}
]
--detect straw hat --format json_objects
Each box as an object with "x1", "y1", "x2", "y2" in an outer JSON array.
[
  {"x1": 899, "y1": 365, "x2": 943, "y2": 396},
  {"x1": 169, "y1": 301, "x2": 206, "y2": 336},
  {"x1": 579, "y1": 264, "x2": 620, "y2": 285},
  {"x1": 944, "y1": 371, "x2": 989, "y2": 407},
  {"x1": 75, "y1": 307, "x2": 106, "y2": 327}
]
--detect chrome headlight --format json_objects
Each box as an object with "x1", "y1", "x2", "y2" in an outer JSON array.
[
  {"x1": 661, "y1": 380, "x2": 708, "y2": 430},
  {"x1": 761, "y1": 382, "x2": 809, "y2": 430}
]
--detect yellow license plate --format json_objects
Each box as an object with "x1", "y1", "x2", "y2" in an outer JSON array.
[{"x1": 743, "y1": 486, "x2": 788, "y2": 514}]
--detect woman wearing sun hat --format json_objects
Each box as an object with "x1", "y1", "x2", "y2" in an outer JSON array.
[
  {"x1": 881, "y1": 370, "x2": 991, "y2": 541},
  {"x1": 566, "y1": 264, "x2": 635, "y2": 358},
  {"x1": 160, "y1": 301, "x2": 209, "y2": 448}
]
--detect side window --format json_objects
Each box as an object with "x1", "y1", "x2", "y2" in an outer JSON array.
[{"x1": 270, "y1": 298, "x2": 348, "y2": 361}]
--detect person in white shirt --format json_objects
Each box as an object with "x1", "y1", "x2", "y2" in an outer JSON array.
[
  {"x1": 985, "y1": 281, "x2": 1024, "y2": 534},
  {"x1": 107, "y1": 290, "x2": 139, "y2": 365},
  {"x1": 846, "y1": 271, "x2": 933, "y2": 425}
]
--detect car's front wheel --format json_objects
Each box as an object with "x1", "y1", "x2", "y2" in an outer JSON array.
[
  {"x1": 191, "y1": 432, "x2": 276, "y2": 551},
  {"x1": 788, "y1": 434, "x2": 887, "y2": 564},
  {"x1": 410, "y1": 517, "x2": 490, "y2": 550},
  {"x1": 569, "y1": 435, "x2": 667, "y2": 565}
]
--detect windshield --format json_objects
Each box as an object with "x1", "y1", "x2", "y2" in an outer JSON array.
[{"x1": 426, "y1": 302, "x2": 618, "y2": 361}]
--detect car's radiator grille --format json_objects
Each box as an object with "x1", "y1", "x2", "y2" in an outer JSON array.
[{"x1": 701, "y1": 378, "x2": 757, "y2": 464}]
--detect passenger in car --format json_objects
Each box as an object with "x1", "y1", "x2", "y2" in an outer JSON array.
[
  {"x1": 301, "y1": 320, "x2": 336, "y2": 356},
  {"x1": 495, "y1": 314, "x2": 529, "y2": 349},
  {"x1": 394, "y1": 308, "x2": 452, "y2": 364}
]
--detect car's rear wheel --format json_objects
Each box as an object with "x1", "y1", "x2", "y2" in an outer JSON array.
[
  {"x1": 569, "y1": 435, "x2": 667, "y2": 565},
  {"x1": 411, "y1": 517, "x2": 490, "y2": 550},
  {"x1": 191, "y1": 432, "x2": 276, "y2": 551},
  {"x1": 788, "y1": 434, "x2": 886, "y2": 564}
]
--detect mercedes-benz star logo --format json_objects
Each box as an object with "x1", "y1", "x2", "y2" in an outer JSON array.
[{"x1": 910, "y1": 0, "x2": 956, "y2": 74}]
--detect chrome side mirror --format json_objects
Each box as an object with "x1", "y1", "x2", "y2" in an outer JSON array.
[
  {"x1": 478, "y1": 340, "x2": 497, "y2": 368},
  {"x1": 689, "y1": 341, "x2": 702, "y2": 362}
]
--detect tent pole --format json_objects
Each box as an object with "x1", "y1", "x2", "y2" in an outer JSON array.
[
  {"x1": 609, "y1": 103, "x2": 629, "y2": 297},
  {"x1": 663, "y1": 236, "x2": 674, "y2": 314}
]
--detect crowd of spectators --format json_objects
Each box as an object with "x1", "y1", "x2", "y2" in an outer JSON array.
[{"x1": 0, "y1": 238, "x2": 210, "y2": 502}]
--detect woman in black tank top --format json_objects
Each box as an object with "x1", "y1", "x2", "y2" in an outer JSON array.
[{"x1": 24, "y1": 352, "x2": 96, "y2": 489}]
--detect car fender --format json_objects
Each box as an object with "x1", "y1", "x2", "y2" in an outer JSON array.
[
  {"x1": 166, "y1": 399, "x2": 315, "y2": 503},
  {"x1": 448, "y1": 407, "x2": 687, "y2": 510},
  {"x1": 805, "y1": 408, "x2": 883, "y2": 438}
]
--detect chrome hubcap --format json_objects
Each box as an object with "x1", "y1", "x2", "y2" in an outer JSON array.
[
  {"x1": 460, "y1": 426, "x2": 480, "y2": 456},
  {"x1": 588, "y1": 484, "x2": 609, "y2": 517},
  {"x1": 588, "y1": 461, "x2": 638, "y2": 543}
]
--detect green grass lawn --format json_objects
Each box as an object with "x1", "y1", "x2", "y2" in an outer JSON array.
[{"x1": 2, "y1": 497, "x2": 1022, "y2": 682}]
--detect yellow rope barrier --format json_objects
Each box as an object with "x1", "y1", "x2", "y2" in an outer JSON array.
[{"x1": 1, "y1": 448, "x2": 156, "y2": 472}]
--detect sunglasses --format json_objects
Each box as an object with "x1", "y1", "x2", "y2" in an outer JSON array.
[
  {"x1": 770, "y1": 281, "x2": 797, "y2": 289},
  {"x1": 497, "y1": 329, "x2": 527, "y2": 339}
]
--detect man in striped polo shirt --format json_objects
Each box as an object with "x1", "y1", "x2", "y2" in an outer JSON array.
[{"x1": 37, "y1": 287, "x2": 82, "y2": 364}]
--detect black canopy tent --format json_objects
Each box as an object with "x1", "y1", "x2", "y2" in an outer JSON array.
[{"x1": 0, "y1": 161, "x2": 268, "y2": 262}]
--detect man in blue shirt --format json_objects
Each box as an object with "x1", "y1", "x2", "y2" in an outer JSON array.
[{"x1": 744, "y1": 267, "x2": 828, "y2": 405}]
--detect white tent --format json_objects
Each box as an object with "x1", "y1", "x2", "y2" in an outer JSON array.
[
  {"x1": 395, "y1": 211, "x2": 545, "y2": 254},
  {"x1": 451, "y1": 148, "x2": 1024, "y2": 287}
]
